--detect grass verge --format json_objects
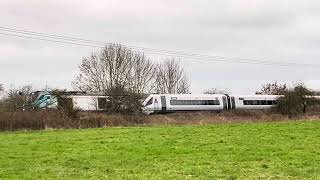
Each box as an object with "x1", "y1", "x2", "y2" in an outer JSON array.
[{"x1": 0, "y1": 120, "x2": 319, "y2": 179}]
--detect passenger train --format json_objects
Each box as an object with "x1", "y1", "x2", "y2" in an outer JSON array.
[
  {"x1": 25, "y1": 91, "x2": 319, "y2": 114},
  {"x1": 142, "y1": 94, "x2": 280, "y2": 114}
]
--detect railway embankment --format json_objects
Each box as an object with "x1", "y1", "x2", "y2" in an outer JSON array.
[{"x1": 0, "y1": 109, "x2": 320, "y2": 131}]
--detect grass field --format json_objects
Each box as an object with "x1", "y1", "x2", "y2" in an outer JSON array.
[{"x1": 0, "y1": 120, "x2": 319, "y2": 179}]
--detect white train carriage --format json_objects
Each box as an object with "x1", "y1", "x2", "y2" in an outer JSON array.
[
  {"x1": 142, "y1": 94, "x2": 225, "y2": 114},
  {"x1": 233, "y1": 95, "x2": 280, "y2": 110},
  {"x1": 142, "y1": 94, "x2": 280, "y2": 114},
  {"x1": 68, "y1": 95, "x2": 109, "y2": 111}
]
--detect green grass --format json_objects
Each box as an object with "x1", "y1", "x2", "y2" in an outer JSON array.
[{"x1": 0, "y1": 120, "x2": 319, "y2": 179}]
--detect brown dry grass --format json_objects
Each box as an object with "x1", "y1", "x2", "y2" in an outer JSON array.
[{"x1": 1, "y1": 109, "x2": 320, "y2": 131}]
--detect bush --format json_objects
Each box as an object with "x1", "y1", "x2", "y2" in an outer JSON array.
[
  {"x1": 52, "y1": 90, "x2": 80, "y2": 119},
  {"x1": 105, "y1": 87, "x2": 143, "y2": 114},
  {"x1": 274, "y1": 84, "x2": 317, "y2": 117},
  {"x1": 2, "y1": 85, "x2": 33, "y2": 112},
  {"x1": 0, "y1": 110, "x2": 147, "y2": 131}
]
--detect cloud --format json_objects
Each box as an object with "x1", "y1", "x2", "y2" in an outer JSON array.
[{"x1": 1, "y1": 0, "x2": 320, "y2": 93}]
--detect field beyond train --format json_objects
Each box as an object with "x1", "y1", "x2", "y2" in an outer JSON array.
[{"x1": 0, "y1": 120, "x2": 319, "y2": 179}]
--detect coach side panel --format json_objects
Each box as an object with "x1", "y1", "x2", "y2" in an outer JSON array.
[{"x1": 165, "y1": 95, "x2": 224, "y2": 111}]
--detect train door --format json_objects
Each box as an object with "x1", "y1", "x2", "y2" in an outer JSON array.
[
  {"x1": 161, "y1": 96, "x2": 166, "y2": 112},
  {"x1": 222, "y1": 97, "x2": 228, "y2": 110},
  {"x1": 154, "y1": 98, "x2": 159, "y2": 111},
  {"x1": 226, "y1": 96, "x2": 231, "y2": 110},
  {"x1": 231, "y1": 96, "x2": 236, "y2": 109}
]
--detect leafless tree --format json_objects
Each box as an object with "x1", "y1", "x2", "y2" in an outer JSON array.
[
  {"x1": 0, "y1": 84, "x2": 3, "y2": 92},
  {"x1": 72, "y1": 44, "x2": 155, "y2": 94},
  {"x1": 256, "y1": 81, "x2": 287, "y2": 95},
  {"x1": 203, "y1": 88, "x2": 230, "y2": 94},
  {"x1": 127, "y1": 53, "x2": 155, "y2": 94},
  {"x1": 153, "y1": 58, "x2": 190, "y2": 94},
  {"x1": 4, "y1": 85, "x2": 33, "y2": 111},
  {"x1": 72, "y1": 44, "x2": 155, "y2": 113}
]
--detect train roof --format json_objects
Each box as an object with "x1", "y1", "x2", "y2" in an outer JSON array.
[
  {"x1": 231, "y1": 94, "x2": 280, "y2": 98},
  {"x1": 149, "y1": 94, "x2": 226, "y2": 97},
  {"x1": 149, "y1": 94, "x2": 280, "y2": 97}
]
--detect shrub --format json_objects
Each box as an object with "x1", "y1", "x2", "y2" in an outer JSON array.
[
  {"x1": 274, "y1": 84, "x2": 317, "y2": 117},
  {"x1": 0, "y1": 110, "x2": 147, "y2": 131},
  {"x1": 105, "y1": 87, "x2": 143, "y2": 114},
  {"x1": 3, "y1": 85, "x2": 33, "y2": 111},
  {"x1": 52, "y1": 90, "x2": 80, "y2": 119}
]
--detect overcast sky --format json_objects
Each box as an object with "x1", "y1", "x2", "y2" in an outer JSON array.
[{"x1": 1, "y1": 0, "x2": 320, "y2": 94}]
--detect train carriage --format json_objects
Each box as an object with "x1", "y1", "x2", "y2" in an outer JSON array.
[
  {"x1": 142, "y1": 94, "x2": 281, "y2": 114},
  {"x1": 233, "y1": 95, "x2": 279, "y2": 110}
]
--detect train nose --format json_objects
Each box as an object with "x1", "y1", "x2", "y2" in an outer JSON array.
[{"x1": 141, "y1": 106, "x2": 152, "y2": 115}]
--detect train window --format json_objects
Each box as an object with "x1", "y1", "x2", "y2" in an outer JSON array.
[
  {"x1": 208, "y1": 100, "x2": 220, "y2": 105},
  {"x1": 170, "y1": 100, "x2": 220, "y2": 105},
  {"x1": 98, "y1": 98, "x2": 107, "y2": 109},
  {"x1": 244, "y1": 100, "x2": 277, "y2": 106},
  {"x1": 146, "y1": 98, "x2": 153, "y2": 106},
  {"x1": 170, "y1": 100, "x2": 177, "y2": 105},
  {"x1": 38, "y1": 95, "x2": 45, "y2": 101},
  {"x1": 243, "y1": 100, "x2": 253, "y2": 105}
]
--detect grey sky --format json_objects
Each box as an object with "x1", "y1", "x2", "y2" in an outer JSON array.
[{"x1": 1, "y1": 0, "x2": 320, "y2": 94}]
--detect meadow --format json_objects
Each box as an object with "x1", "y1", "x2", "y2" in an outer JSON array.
[{"x1": 0, "y1": 120, "x2": 319, "y2": 179}]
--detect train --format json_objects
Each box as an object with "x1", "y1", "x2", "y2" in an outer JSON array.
[
  {"x1": 141, "y1": 94, "x2": 280, "y2": 114},
  {"x1": 24, "y1": 91, "x2": 281, "y2": 113},
  {"x1": 25, "y1": 91, "x2": 318, "y2": 114}
]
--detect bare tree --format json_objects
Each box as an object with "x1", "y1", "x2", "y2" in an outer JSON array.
[
  {"x1": 154, "y1": 58, "x2": 190, "y2": 94},
  {"x1": 72, "y1": 44, "x2": 155, "y2": 94},
  {"x1": 127, "y1": 53, "x2": 155, "y2": 94},
  {"x1": 203, "y1": 88, "x2": 230, "y2": 94},
  {"x1": 0, "y1": 84, "x2": 3, "y2": 92},
  {"x1": 4, "y1": 85, "x2": 33, "y2": 111},
  {"x1": 256, "y1": 81, "x2": 287, "y2": 95},
  {"x1": 72, "y1": 44, "x2": 155, "y2": 113}
]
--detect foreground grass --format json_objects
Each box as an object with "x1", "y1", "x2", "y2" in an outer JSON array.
[{"x1": 0, "y1": 120, "x2": 319, "y2": 179}]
